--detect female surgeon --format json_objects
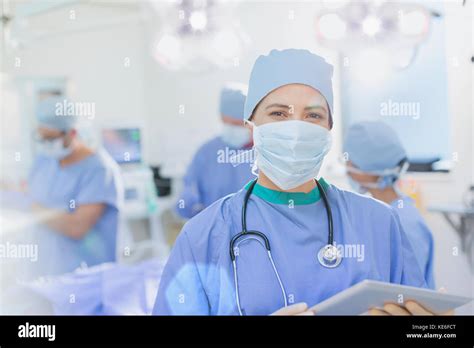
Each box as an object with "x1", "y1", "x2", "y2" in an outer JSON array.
[
  {"x1": 153, "y1": 49, "x2": 442, "y2": 316},
  {"x1": 27, "y1": 96, "x2": 123, "y2": 276},
  {"x1": 343, "y1": 121, "x2": 435, "y2": 289}
]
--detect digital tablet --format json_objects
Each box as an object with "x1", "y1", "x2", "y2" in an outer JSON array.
[{"x1": 310, "y1": 280, "x2": 472, "y2": 315}]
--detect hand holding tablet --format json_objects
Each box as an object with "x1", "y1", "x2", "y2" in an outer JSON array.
[{"x1": 310, "y1": 280, "x2": 472, "y2": 315}]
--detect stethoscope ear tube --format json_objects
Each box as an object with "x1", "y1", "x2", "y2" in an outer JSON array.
[
  {"x1": 241, "y1": 179, "x2": 258, "y2": 233},
  {"x1": 315, "y1": 180, "x2": 334, "y2": 246}
]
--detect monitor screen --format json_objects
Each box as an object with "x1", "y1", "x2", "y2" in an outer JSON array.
[{"x1": 102, "y1": 128, "x2": 142, "y2": 164}]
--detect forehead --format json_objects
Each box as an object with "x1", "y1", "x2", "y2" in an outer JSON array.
[{"x1": 261, "y1": 83, "x2": 328, "y2": 107}]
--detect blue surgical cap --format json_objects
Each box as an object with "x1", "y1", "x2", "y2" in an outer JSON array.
[
  {"x1": 244, "y1": 49, "x2": 334, "y2": 127},
  {"x1": 219, "y1": 83, "x2": 248, "y2": 120},
  {"x1": 36, "y1": 96, "x2": 78, "y2": 131},
  {"x1": 343, "y1": 121, "x2": 407, "y2": 172}
]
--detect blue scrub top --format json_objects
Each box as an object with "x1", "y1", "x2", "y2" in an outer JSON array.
[
  {"x1": 390, "y1": 196, "x2": 435, "y2": 289},
  {"x1": 176, "y1": 136, "x2": 254, "y2": 219},
  {"x1": 28, "y1": 149, "x2": 122, "y2": 276},
  {"x1": 154, "y1": 179, "x2": 427, "y2": 315}
]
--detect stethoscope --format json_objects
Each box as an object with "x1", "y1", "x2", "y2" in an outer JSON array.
[{"x1": 230, "y1": 179, "x2": 342, "y2": 315}]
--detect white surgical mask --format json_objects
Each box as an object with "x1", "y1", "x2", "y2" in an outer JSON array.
[
  {"x1": 348, "y1": 176, "x2": 369, "y2": 194},
  {"x1": 346, "y1": 161, "x2": 408, "y2": 193},
  {"x1": 36, "y1": 138, "x2": 73, "y2": 159},
  {"x1": 221, "y1": 124, "x2": 251, "y2": 148},
  {"x1": 252, "y1": 120, "x2": 332, "y2": 190}
]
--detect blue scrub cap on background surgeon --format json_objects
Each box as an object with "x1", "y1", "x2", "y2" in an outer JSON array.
[
  {"x1": 244, "y1": 49, "x2": 334, "y2": 128},
  {"x1": 219, "y1": 83, "x2": 248, "y2": 120},
  {"x1": 36, "y1": 96, "x2": 78, "y2": 131},
  {"x1": 343, "y1": 121, "x2": 407, "y2": 172}
]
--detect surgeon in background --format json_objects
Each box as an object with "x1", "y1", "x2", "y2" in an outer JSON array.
[
  {"x1": 343, "y1": 121, "x2": 435, "y2": 289},
  {"x1": 176, "y1": 83, "x2": 254, "y2": 219},
  {"x1": 28, "y1": 96, "x2": 123, "y2": 276}
]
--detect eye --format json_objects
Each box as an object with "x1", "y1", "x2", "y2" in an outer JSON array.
[
  {"x1": 269, "y1": 111, "x2": 286, "y2": 117},
  {"x1": 308, "y1": 112, "x2": 324, "y2": 119}
]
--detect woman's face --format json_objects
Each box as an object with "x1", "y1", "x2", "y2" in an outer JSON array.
[{"x1": 249, "y1": 83, "x2": 331, "y2": 129}]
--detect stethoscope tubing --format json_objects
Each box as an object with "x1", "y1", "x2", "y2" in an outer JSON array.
[{"x1": 230, "y1": 178, "x2": 337, "y2": 315}]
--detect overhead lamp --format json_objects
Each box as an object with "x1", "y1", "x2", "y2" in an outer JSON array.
[
  {"x1": 189, "y1": 10, "x2": 207, "y2": 31},
  {"x1": 362, "y1": 15, "x2": 382, "y2": 37}
]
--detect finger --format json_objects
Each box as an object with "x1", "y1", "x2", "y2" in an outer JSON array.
[
  {"x1": 271, "y1": 302, "x2": 308, "y2": 315},
  {"x1": 383, "y1": 303, "x2": 411, "y2": 316},
  {"x1": 405, "y1": 301, "x2": 434, "y2": 316},
  {"x1": 368, "y1": 308, "x2": 389, "y2": 316},
  {"x1": 296, "y1": 310, "x2": 315, "y2": 316},
  {"x1": 437, "y1": 289, "x2": 455, "y2": 315}
]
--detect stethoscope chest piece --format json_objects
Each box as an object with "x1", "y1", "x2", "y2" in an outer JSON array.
[{"x1": 317, "y1": 244, "x2": 342, "y2": 268}]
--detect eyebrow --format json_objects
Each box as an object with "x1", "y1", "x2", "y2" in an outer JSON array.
[
  {"x1": 305, "y1": 105, "x2": 328, "y2": 113},
  {"x1": 265, "y1": 103, "x2": 328, "y2": 113},
  {"x1": 265, "y1": 103, "x2": 291, "y2": 110}
]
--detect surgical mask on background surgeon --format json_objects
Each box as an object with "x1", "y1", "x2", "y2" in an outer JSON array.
[
  {"x1": 221, "y1": 124, "x2": 251, "y2": 148},
  {"x1": 346, "y1": 162, "x2": 408, "y2": 194},
  {"x1": 35, "y1": 138, "x2": 73, "y2": 159},
  {"x1": 347, "y1": 175, "x2": 393, "y2": 194},
  {"x1": 252, "y1": 120, "x2": 332, "y2": 190},
  {"x1": 347, "y1": 176, "x2": 369, "y2": 194}
]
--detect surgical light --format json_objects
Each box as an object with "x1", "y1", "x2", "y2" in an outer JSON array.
[
  {"x1": 318, "y1": 13, "x2": 347, "y2": 40},
  {"x1": 189, "y1": 11, "x2": 207, "y2": 31},
  {"x1": 150, "y1": 0, "x2": 250, "y2": 72},
  {"x1": 362, "y1": 15, "x2": 381, "y2": 37},
  {"x1": 314, "y1": 2, "x2": 431, "y2": 71}
]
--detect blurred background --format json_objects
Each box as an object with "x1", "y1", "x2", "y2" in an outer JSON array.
[{"x1": 0, "y1": 0, "x2": 472, "y2": 314}]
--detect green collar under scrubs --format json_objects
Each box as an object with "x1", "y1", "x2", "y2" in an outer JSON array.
[{"x1": 244, "y1": 178, "x2": 330, "y2": 205}]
